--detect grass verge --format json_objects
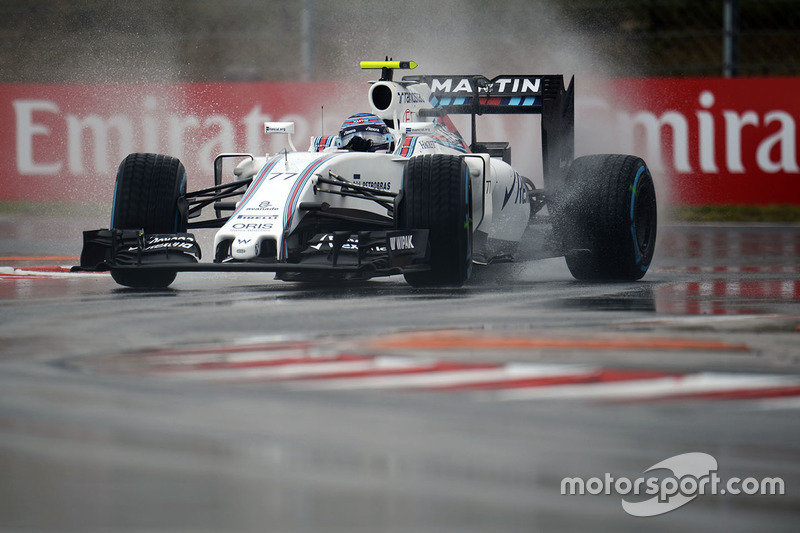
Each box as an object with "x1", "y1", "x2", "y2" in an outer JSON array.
[
  {"x1": 0, "y1": 201, "x2": 109, "y2": 218},
  {"x1": 669, "y1": 205, "x2": 800, "y2": 223}
]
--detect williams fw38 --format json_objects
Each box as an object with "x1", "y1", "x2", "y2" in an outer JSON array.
[{"x1": 77, "y1": 60, "x2": 657, "y2": 288}]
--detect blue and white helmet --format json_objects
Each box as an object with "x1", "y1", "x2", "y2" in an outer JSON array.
[{"x1": 337, "y1": 113, "x2": 393, "y2": 152}]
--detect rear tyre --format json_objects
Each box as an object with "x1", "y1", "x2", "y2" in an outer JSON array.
[
  {"x1": 557, "y1": 154, "x2": 657, "y2": 281},
  {"x1": 110, "y1": 153, "x2": 187, "y2": 289},
  {"x1": 400, "y1": 155, "x2": 472, "y2": 287}
]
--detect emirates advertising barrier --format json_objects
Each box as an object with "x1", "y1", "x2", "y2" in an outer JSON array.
[{"x1": 3, "y1": 77, "x2": 799, "y2": 205}]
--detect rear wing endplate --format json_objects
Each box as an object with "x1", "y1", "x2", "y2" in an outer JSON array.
[{"x1": 404, "y1": 74, "x2": 574, "y2": 192}]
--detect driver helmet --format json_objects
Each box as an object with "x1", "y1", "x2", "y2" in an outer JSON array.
[{"x1": 337, "y1": 113, "x2": 393, "y2": 152}]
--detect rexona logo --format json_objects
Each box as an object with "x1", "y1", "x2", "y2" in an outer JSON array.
[
  {"x1": 128, "y1": 235, "x2": 197, "y2": 252},
  {"x1": 389, "y1": 234, "x2": 414, "y2": 251},
  {"x1": 430, "y1": 76, "x2": 541, "y2": 95},
  {"x1": 560, "y1": 452, "x2": 785, "y2": 517}
]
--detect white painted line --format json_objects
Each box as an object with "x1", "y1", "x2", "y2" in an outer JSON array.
[
  {"x1": 618, "y1": 313, "x2": 792, "y2": 327},
  {"x1": 154, "y1": 356, "x2": 427, "y2": 382},
  {"x1": 489, "y1": 373, "x2": 800, "y2": 402},
  {"x1": 146, "y1": 349, "x2": 333, "y2": 367},
  {"x1": 291, "y1": 363, "x2": 598, "y2": 391},
  {"x1": 0, "y1": 268, "x2": 108, "y2": 278},
  {"x1": 652, "y1": 266, "x2": 799, "y2": 274}
]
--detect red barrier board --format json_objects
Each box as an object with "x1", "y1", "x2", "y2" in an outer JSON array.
[
  {"x1": 1, "y1": 82, "x2": 360, "y2": 202},
  {"x1": 580, "y1": 77, "x2": 800, "y2": 205},
  {"x1": 2, "y1": 78, "x2": 799, "y2": 205}
]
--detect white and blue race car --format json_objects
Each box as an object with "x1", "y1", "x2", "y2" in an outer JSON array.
[{"x1": 78, "y1": 60, "x2": 657, "y2": 288}]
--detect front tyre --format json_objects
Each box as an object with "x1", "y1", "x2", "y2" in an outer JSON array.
[
  {"x1": 110, "y1": 153, "x2": 187, "y2": 289},
  {"x1": 558, "y1": 154, "x2": 657, "y2": 281},
  {"x1": 400, "y1": 155, "x2": 472, "y2": 287}
]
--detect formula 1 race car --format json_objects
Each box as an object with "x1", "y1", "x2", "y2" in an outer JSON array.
[{"x1": 77, "y1": 60, "x2": 657, "y2": 288}]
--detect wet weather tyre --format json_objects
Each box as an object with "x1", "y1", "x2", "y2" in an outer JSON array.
[
  {"x1": 110, "y1": 153, "x2": 188, "y2": 288},
  {"x1": 558, "y1": 154, "x2": 657, "y2": 281},
  {"x1": 400, "y1": 155, "x2": 472, "y2": 287}
]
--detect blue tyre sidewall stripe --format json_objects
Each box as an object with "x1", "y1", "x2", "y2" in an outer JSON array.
[
  {"x1": 110, "y1": 179, "x2": 119, "y2": 227},
  {"x1": 174, "y1": 171, "x2": 186, "y2": 232},
  {"x1": 630, "y1": 164, "x2": 650, "y2": 270}
]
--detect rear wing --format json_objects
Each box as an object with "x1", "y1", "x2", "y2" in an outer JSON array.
[{"x1": 404, "y1": 74, "x2": 574, "y2": 192}]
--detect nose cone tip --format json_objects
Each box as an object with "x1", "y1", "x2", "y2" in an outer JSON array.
[{"x1": 231, "y1": 238, "x2": 260, "y2": 260}]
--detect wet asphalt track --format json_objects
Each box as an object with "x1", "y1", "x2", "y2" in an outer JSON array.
[{"x1": 1, "y1": 219, "x2": 800, "y2": 532}]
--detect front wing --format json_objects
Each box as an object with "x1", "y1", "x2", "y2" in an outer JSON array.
[{"x1": 74, "y1": 228, "x2": 430, "y2": 281}]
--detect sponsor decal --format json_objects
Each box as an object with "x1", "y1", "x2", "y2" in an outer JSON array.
[
  {"x1": 231, "y1": 223, "x2": 273, "y2": 231},
  {"x1": 351, "y1": 174, "x2": 392, "y2": 190},
  {"x1": 398, "y1": 91, "x2": 426, "y2": 104},
  {"x1": 309, "y1": 233, "x2": 360, "y2": 251},
  {"x1": 236, "y1": 214, "x2": 278, "y2": 220},
  {"x1": 341, "y1": 125, "x2": 383, "y2": 137},
  {"x1": 430, "y1": 76, "x2": 541, "y2": 95},
  {"x1": 264, "y1": 121, "x2": 295, "y2": 134},
  {"x1": 401, "y1": 122, "x2": 436, "y2": 135},
  {"x1": 146, "y1": 235, "x2": 193, "y2": 244},
  {"x1": 385, "y1": 230, "x2": 426, "y2": 264},
  {"x1": 502, "y1": 171, "x2": 528, "y2": 209},
  {"x1": 130, "y1": 242, "x2": 196, "y2": 252},
  {"x1": 492, "y1": 77, "x2": 541, "y2": 94},
  {"x1": 246, "y1": 200, "x2": 279, "y2": 211},
  {"x1": 389, "y1": 234, "x2": 414, "y2": 251},
  {"x1": 127, "y1": 234, "x2": 197, "y2": 252},
  {"x1": 265, "y1": 125, "x2": 290, "y2": 133},
  {"x1": 358, "y1": 180, "x2": 391, "y2": 191}
]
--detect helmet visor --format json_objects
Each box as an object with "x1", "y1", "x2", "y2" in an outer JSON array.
[{"x1": 339, "y1": 128, "x2": 388, "y2": 149}]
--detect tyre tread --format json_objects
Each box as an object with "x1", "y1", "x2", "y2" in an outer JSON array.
[
  {"x1": 402, "y1": 155, "x2": 471, "y2": 287},
  {"x1": 110, "y1": 153, "x2": 187, "y2": 288},
  {"x1": 559, "y1": 154, "x2": 656, "y2": 281}
]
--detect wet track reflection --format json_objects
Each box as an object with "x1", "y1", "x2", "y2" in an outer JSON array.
[{"x1": 1, "y1": 223, "x2": 800, "y2": 532}]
